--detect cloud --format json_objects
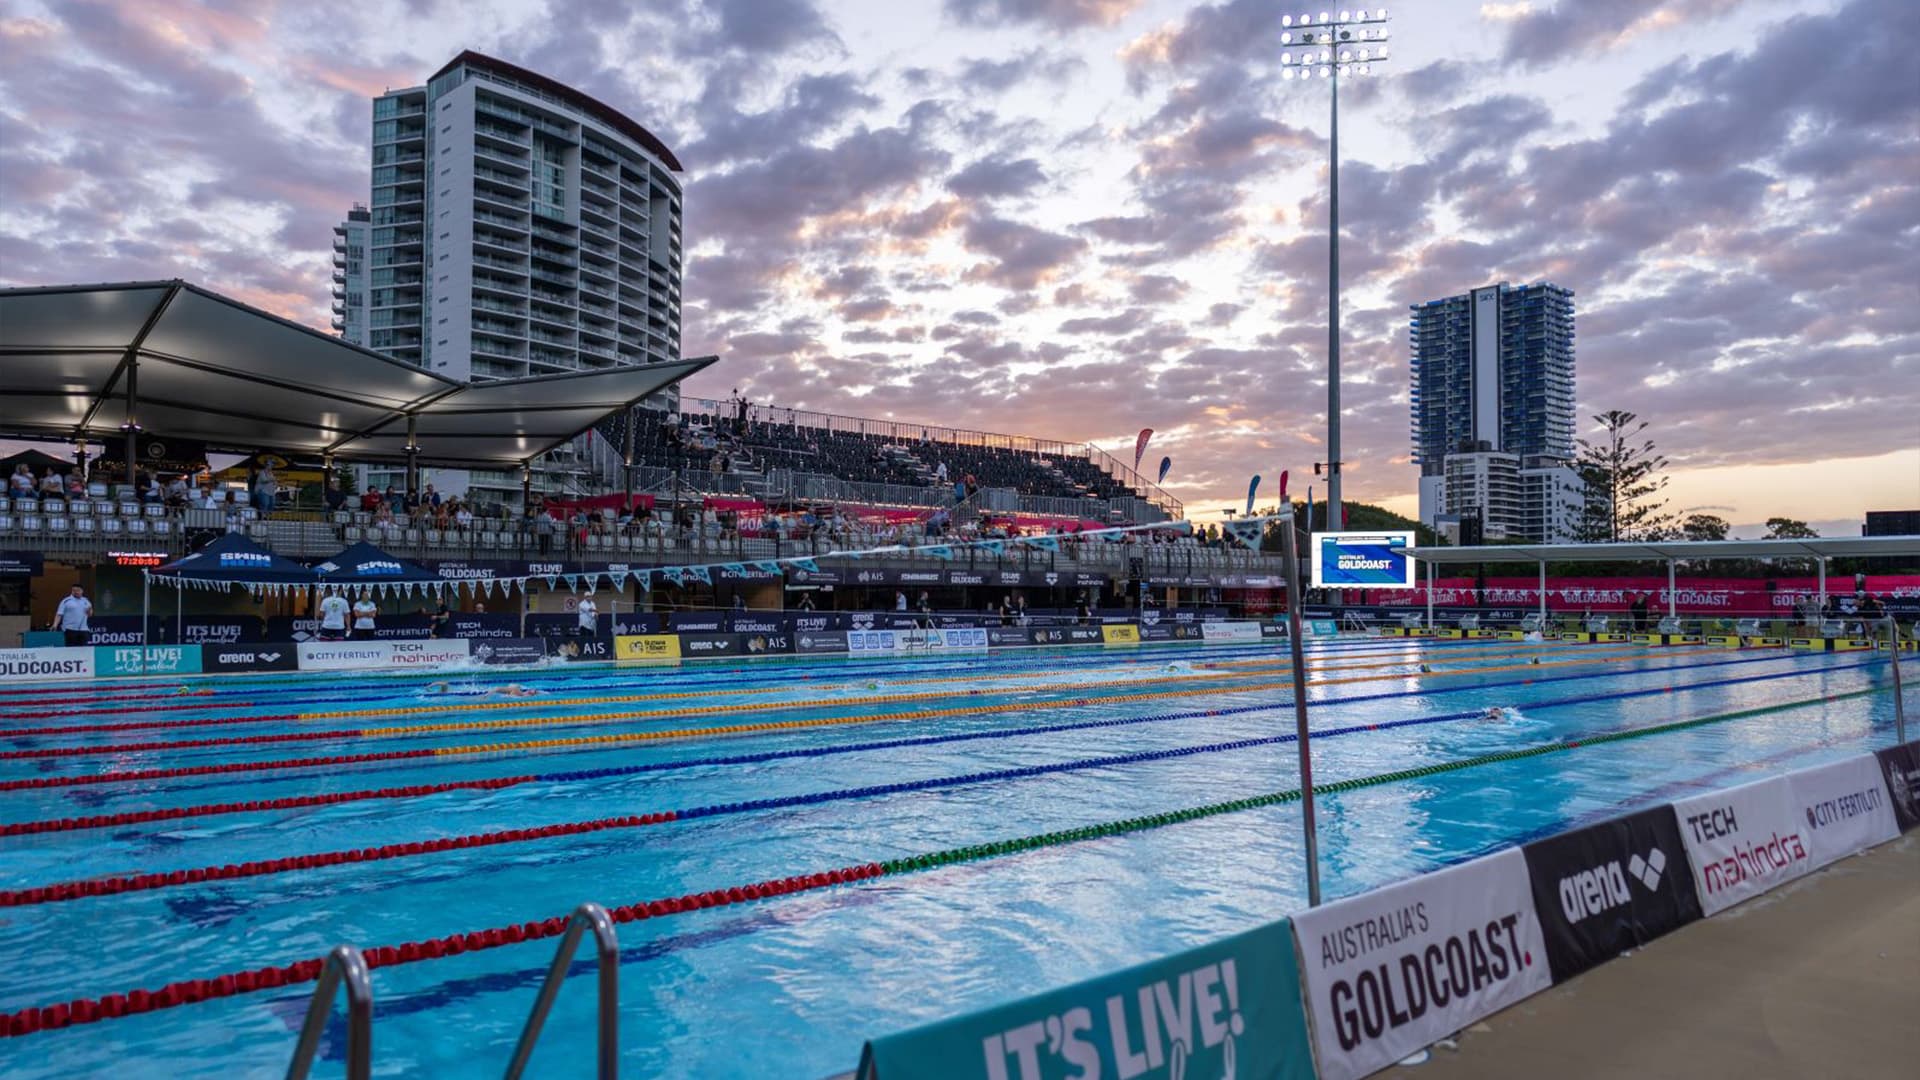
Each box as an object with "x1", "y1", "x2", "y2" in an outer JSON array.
[
  {"x1": 945, "y1": 0, "x2": 1144, "y2": 31},
  {"x1": 946, "y1": 155, "x2": 1047, "y2": 200}
]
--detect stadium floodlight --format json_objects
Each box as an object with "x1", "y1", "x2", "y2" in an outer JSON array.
[{"x1": 1277, "y1": 6, "x2": 1390, "y2": 539}]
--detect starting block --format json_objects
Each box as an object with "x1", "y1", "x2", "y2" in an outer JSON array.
[
  {"x1": 1379, "y1": 626, "x2": 1407, "y2": 637},
  {"x1": 1632, "y1": 633, "x2": 1703, "y2": 646},
  {"x1": 1789, "y1": 637, "x2": 1876, "y2": 652},
  {"x1": 1465, "y1": 628, "x2": 1499, "y2": 639}
]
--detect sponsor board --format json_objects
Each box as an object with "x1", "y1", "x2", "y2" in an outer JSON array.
[
  {"x1": 1291, "y1": 848, "x2": 1552, "y2": 1080},
  {"x1": 551, "y1": 637, "x2": 614, "y2": 662},
  {"x1": 988, "y1": 627, "x2": 1037, "y2": 647},
  {"x1": 679, "y1": 632, "x2": 747, "y2": 656},
  {"x1": 469, "y1": 639, "x2": 548, "y2": 666},
  {"x1": 1786, "y1": 754, "x2": 1900, "y2": 869},
  {"x1": 1100, "y1": 624, "x2": 1141, "y2": 645},
  {"x1": 858, "y1": 919, "x2": 1315, "y2": 1080},
  {"x1": 848, "y1": 628, "x2": 990, "y2": 652},
  {"x1": 1875, "y1": 740, "x2": 1920, "y2": 832},
  {"x1": 794, "y1": 631, "x2": 850, "y2": 654},
  {"x1": 614, "y1": 634, "x2": 682, "y2": 661},
  {"x1": 727, "y1": 616, "x2": 786, "y2": 634},
  {"x1": 1200, "y1": 621, "x2": 1262, "y2": 643},
  {"x1": 1520, "y1": 805, "x2": 1703, "y2": 983},
  {"x1": 668, "y1": 613, "x2": 728, "y2": 633},
  {"x1": 1029, "y1": 626, "x2": 1104, "y2": 646},
  {"x1": 0, "y1": 646, "x2": 96, "y2": 681},
  {"x1": 95, "y1": 645, "x2": 203, "y2": 677},
  {"x1": 297, "y1": 640, "x2": 473, "y2": 671},
  {"x1": 742, "y1": 632, "x2": 792, "y2": 655},
  {"x1": 1671, "y1": 775, "x2": 1813, "y2": 917},
  {"x1": 203, "y1": 645, "x2": 299, "y2": 673},
  {"x1": 0, "y1": 550, "x2": 46, "y2": 577}
]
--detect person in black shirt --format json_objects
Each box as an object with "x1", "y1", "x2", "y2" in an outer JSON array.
[{"x1": 428, "y1": 602, "x2": 453, "y2": 639}]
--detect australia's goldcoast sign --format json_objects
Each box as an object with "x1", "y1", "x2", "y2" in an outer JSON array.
[
  {"x1": 1520, "y1": 805, "x2": 1703, "y2": 982},
  {"x1": 1290, "y1": 849, "x2": 1552, "y2": 1080}
]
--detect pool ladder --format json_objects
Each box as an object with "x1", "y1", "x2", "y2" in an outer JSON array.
[{"x1": 283, "y1": 902, "x2": 621, "y2": 1080}]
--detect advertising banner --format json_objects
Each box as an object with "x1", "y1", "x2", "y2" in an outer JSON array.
[
  {"x1": 615, "y1": 634, "x2": 682, "y2": 661},
  {"x1": 0, "y1": 550, "x2": 45, "y2": 577},
  {"x1": 0, "y1": 646, "x2": 95, "y2": 681},
  {"x1": 1200, "y1": 621, "x2": 1262, "y2": 644},
  {"x1": 1310, "y1": 532, "x2": 1416, "y2": 590},
  {"x1": 449, "y1": 613, "x2": 530, "y2": 639},
  {"x1": 202, "y1": 644, "x2": 299, "y2": 673},
  {"x1": 1520, "y1": 805, "x2": 1703, "y2": 983},
  {"x1": 552, "y1": 637, "x2": 614, "y2": 662},
  {"x1": 988, "y1": 628, "x2": 1036, "y2": 647},
  {"x1": 790, "y1": 612, "x2": 849, "y2": 633},
  {"x1": 271, "y1": 615, "x2": 432, "y2": 642},
  {"x1": 469, "y1": 639, "x2": 548, "y2": 665},
  {"x1": 1785, "y1": 754, "x2": 1900, "y2": 869},
  {"x1": 1290, "y1": 848, "x2": 1553, "y2": 1080},
  {"x1": 858, "y1": 919, "x2": 1315, "y2": 1080},
  {"x1": 1100, "y1": 625, "x2": 1141, "y2": 645},
  {"x1": 1672, "y1": 776, "x2": 1813, "y2": 917},
  {"x1": 667, "y1": 612, "x2": 728, "y2": 632},
  {"x1": 297, "y1": 639, "x2": 472, "y2": 672},
  {"x1": 1874, "y1": 741, "x2": 1920, "y2": 832},
  {"x1": 741, "y1": 631, "x2": 793, "y2": 655},
  {"x1": 679, "y1": 632, "x2": 749, "y2": 657},
  {"x1": 1029, "y1": 626, "x2": 1104, "y2": 646},
  {"x1": 95, "y1": 645, "x2": 203, "y2": 677},
  {"x1": 794, "y1": 630, "x2": 851, "y2": 654}
]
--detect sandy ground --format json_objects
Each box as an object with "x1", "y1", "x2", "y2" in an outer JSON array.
[{"x1": 1386, "y1": 832, "x2": 1920, "y2": 1080}]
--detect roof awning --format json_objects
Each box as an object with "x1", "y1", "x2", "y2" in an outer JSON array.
[
  {"x1": 0, "y1": 281, "x2": 717, "y2": 468},
  {"x1": 1407, "y1": 536, "x2": 1920, "y2": 565}
]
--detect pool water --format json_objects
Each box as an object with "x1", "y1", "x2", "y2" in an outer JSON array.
[{"x1": 0, "y1": 637, "x2": 1909, "y2": 1077}]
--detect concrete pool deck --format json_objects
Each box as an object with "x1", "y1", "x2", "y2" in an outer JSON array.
[{"x1": 1387, "y1": 831, "x2": 1919, "y2": 1080}]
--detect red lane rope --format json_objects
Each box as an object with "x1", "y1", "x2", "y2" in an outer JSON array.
[
  {"x1": 0, "y1": 776, "x2": 537, "y2": 837},
  {"x1": 4, "y1": 700, "x2": 278, "y2": 721},
  {"x1": 0, "y1": 862, "x2": 884, "y2": 1037},
  {"x1": 0, "y1": 713, "x2": 303, "y2": 738},
  {"x1": 0, "y1": 748, "x2": 440, "y2": 792},
  {"x1": 0, "y1": 810, "x2": 681, "y2": 907}
]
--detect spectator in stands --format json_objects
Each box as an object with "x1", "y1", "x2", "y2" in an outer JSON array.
[
  {"x1": 422, "y1": 484, "x2": 441, "y2": 508},
  {"x1": 575, "y1": 595, "x2": 598, "y2": 637},
  {"x1": 324, "y1": 478, "x2": 346, "y2": 513},
  {"x1": 40, "y1": 469, "x2": 64, "y2": 498},
  {"x1": 428, "y1": 601, "x2": 453, "y2": 639},
  {"x1": 998, "y1": 595, "x2": 1014, "y2": 626},
  {"x1": 795, "y1": 592, "x2": 816, "y2": 612},
  {"x1": 935, "y1": 461, "x2": 948, "y2": 484},
  {"x1": 8, "y1": 464, "x2": 35, "y2": 500},
  {"x1": 1013, "y1": 594, "x2": 1028, "y2": 624},
  {"x1": 360, "y1": 487, "x2": 382, "y2": 513},
  {"x1": 52, "y1": 584, "x2": 93, "y2": 646},
  {"x1": 254, "y1": 464, "x2": 278, "y2": 514},
  {"x1": 531, "y1": 506, "x2": 556, "y2": 555},
  {"x1": 382, "y1": 484, "x2": 402, "y2": 508},
  {"x1": 453, "y1": 502, "x2": 474, "y2": 531},
  {"x1": 66, "y1": 473, "x2": 84, "y2": 498},
  {"x1": 351, "y1": 591, "x2": 378, "y2": 640},
  {"x1": 141, "y1": 473, "x2": 165, "y2": 505},
  {"x1": 166, "y1": 474, "x2": 191, "y2": 509},
  {"x1": 372, "y1": 501, "x2": 395, "y2": 528},
  {"x1": 1075, "y1": 594, "x2": 1093, "y2": 625},
  {"x1": 222, "y1": 489, "x2": 244, "y2": 530},
  {"x1": 895, "y1": 590, "x2": 908, "y2": 612}
]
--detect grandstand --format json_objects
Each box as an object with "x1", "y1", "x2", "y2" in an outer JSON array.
[{"x1": 587, "y1": 397, "x2": 1180, "y2": 523}]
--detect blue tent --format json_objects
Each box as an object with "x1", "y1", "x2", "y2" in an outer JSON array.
[
  {"x1": 151, "y1": 531, "x2": 316, "y2": 584},
  {"x1": 313, "y1": 540, "x2": 442, "y2": 586}
]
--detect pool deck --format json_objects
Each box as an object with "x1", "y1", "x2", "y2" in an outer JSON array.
[{"x1": 1387, "y1": 831, "x2": 1919, "y2": 1080}]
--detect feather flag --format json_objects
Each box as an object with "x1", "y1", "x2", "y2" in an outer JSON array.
[
  {"x1": 1133, "y1": 428, "x2": 1154, "y2": 471},
  {"x1": 1223, "y1": 519, "x2": 1265, "y2": 548},
  {"x1": 1245, "y1": 475, "x2": 1261, "y2": 517},
  {"x1": 1157, "y1": 456, "x2": 1172, "y2": 485},
  {"x1": 1278, "y1": 469, "x2": 1288, "y2": 502}
]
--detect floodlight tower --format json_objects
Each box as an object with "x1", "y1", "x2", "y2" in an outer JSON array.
[{"x1": 1280, "y1": 9, "x2": 1390, "y2": 535}]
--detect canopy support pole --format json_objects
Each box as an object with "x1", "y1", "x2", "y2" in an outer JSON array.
[
  {"x1": 123, "y1": 353, "x2": 140, "y2": 493},
  {"x1": 1425, "y1": 558, "x2": 1434, "y2": 630},
  {"x1": 175, "y1": 582, "x2": 182, "y2": 644},
  {"x1": 142, "y1": 572, "x2": 150, "y2": 650},
  {"x1": 1667, "y1": 560, "x2": 1677, "y2": 623},
  {"x1": 404, "y1": 415, "x2": 420, "y2": 499},
  {"x1": 1817, "y1": 558, "x2": 1827, "y2": 620},
  {"x1": 622, "y1": 406, "x2": 636, "y2": 513},
  {"x1": 1538, "y1": 561, "x2": 1547, "y2": 629}
]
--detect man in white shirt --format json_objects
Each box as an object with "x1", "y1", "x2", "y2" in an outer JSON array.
[
  {"x1": 576, "y1": 596, "x2": 598, "y2": 637},
  {"x1": 53, "y1": 584, "x2": 93, "y2": 646},
  {"x1": 317, "y1": 590, "x2": 351, "y2": 642},
  {"x1": 351, "y1": 593, "x2": 378, "y2": 640}
]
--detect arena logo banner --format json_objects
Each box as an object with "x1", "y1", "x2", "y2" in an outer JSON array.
[
  {"x1": 1784, "y1": 754, "x2": 1899, "y2": 869},
  {"x1": 0, "y1": 647, "x2": 95, "y2": 681},
  {"x1": 1311, "y1": 532, "x2": 1416, "y2": 590},
  {"x1": 1671, "y1": 775, "x2": 1813, "y2": 917},
  {"x1": 203, "y1": 645, "x2": 298, "y2": 673},
  {"x1": 271, "y1": 615, "x2": 434, "y2": 642},
  {"x1": 678, "y1": 632, "x2": 746, "y2": 656},
  {"x1": 469, "y1": 639, "x2": 548, "y2": 665},
  {"x1": 1874, "y1": 740, "x2": 1920, "y2": 832},
  {"x1": 858, "y1": 919, "x2": 1314, "y2": 1080},
  {"x1": 297, "y1": 640, "x2": 472, "y2": 671},
  {"x1": 1029, "y1": 626, "x2": 1103, "y2": 646},
  {"x1": 1290, "y1": 848, "x2": 1552, "y2": 1080},
  {"x1": 794, "y1": 631, "x2": 850, "y2": 654},
  {"x1": 95, "y1": 645, "x2": 203, "y2": 677},
  {"x1": 1520, "y1": 805, "x2": 1703, "y2": 984}
]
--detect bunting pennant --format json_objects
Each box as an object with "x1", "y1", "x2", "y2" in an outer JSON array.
[
  {"x1": 483, "y1": 578, "x2": 496, "y2": 599},
  {"x1": 1223, "y1": 519, "x2": 1265, "y2": 548},
  {"x1": 635, "y1": 569, "x2": 654, "y2": 593},
  {"x1": 788, "y1": 557, "x2": 820, "y2": 573},
  {"x1": 1023, "y1": 535, "x2": 1061, "y2": 552},
  {"x1": 1157, "y1": 456, "x2": 1172, "y2": 485},
  {"x1": 751, "y1": 560, "x2": 783, "y2": 574},
  {"x1": 1133, "y1": 428, "x2": 1154, "y2": 471},
  {"x1": 921, "y1": 544, "x2": 954, "y2": 560},
  {"x1": 609, "y1": 570, "x2": 629, "y2": 590},
  {"x1": 976, "y1": 539, "x2": 1006, "y2": 555},
  {"x1": 1245, "y1": 474, "x2": 1261, "y2": 517},
  {"x1": 544, "y1": 575, "x2": 559, "y2": 590},
  {"x1": 721, "y1": 563, "x2": 746, "y2": 577},
  {"x1": 685, "y1": 565, "x2": 712, "y2": 585}
]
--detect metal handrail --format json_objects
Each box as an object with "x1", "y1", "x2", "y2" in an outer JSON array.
[
  {"x1": 504, "y1": 902, "x2": 620, "y2": 1080},
  {"x1": 285, "y1": 944, "x2": 372, "y2": 1080},
  {"x1": 1887, "y1": 614, "x2": 1908, "y2": 744}
]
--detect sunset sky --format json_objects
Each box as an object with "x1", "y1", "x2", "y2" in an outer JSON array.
[{"x1": 1, "y1": 0, "x2": 1914, "y2": 534}]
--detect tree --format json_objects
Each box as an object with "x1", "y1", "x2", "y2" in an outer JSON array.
[
  {"x1": 1680, "y1": 513, "x2": 1730, "y2": 542},
  {"x1": 1763, "y1": 516, "x2": 1819, "y2": 539},
  {"x1": 1575, "y1": 410, "x2": 1672, "y2": 542}
]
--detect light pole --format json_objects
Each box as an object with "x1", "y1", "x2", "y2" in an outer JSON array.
[{"x1": 1281, "y1": 8, "x2": 1390, "y2": 538}]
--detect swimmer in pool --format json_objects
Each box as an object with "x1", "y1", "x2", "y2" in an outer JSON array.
[
  {"x1": 1483, "y1": 706, "x2": 1511, "y2": 723},
  {"x1": 493, "y1": 684, "x2": 540, "y2": 698}
]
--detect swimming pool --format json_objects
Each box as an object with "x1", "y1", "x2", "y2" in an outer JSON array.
[{"x1": 0, "y1": 637, "x2": 1909, "y2": 1077}]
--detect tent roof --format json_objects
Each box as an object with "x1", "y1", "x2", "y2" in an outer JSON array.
[
  {"x1": 1408, "y1": 535, "x2": 1920, "y2": 565},
  {"x1": 0, "y1": 280, "x2": 717, "y2": 468},
  {"x1": 313, "y1": 540, "x2": 442, "y2": 583},
  {"x1": 153, "y1": 531, "x2": 317, "y2": 582}
]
